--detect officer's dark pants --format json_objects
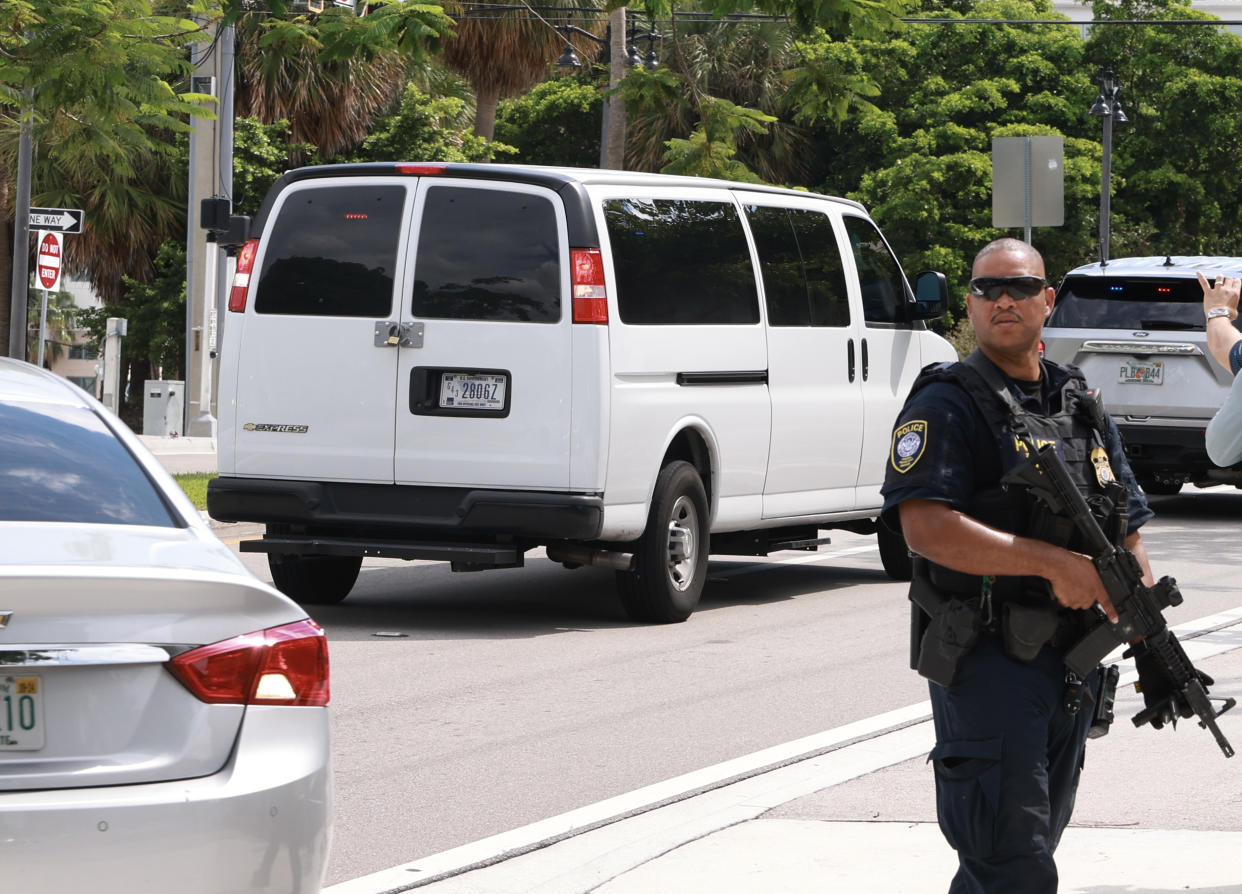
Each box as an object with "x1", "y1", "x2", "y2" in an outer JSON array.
[{"x1": 928, "y1": 634, "x2": 1097, "y2": 894}]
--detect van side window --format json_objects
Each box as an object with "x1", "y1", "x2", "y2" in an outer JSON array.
[
  {"x1": 746, "y1": 206, "x2": 849, "y2": 327},
  {"x1": 411, "y1": 186, "x2": 560, "y2": 323},
  {"x1": 256, "y1": 185, "x2": 404, "y2": 317},
  {"x1": 605, "y1": 198, "x2": 759, "y2": 325},
  {"x1": 843, "y1": 216, "x2": 908, "y2": 325}
]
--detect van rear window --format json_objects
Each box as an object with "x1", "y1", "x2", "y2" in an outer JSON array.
[
  {"x1": 605, "y1": 199, "x2": 759, "y2": 325},
  {"x1": 1049, "y1": 276, "x2": 1239, "y2": 331},
  {"x1": 255, "y1": 185, "x2": 405, "y2": 317},
  {"x1": 411, "y1": 186, "x2": 560, "y2": 323}
]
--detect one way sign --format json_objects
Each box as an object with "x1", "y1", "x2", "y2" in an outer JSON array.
[{"x1": 28, "y1": 207, "x2": 83, "y2": 234}]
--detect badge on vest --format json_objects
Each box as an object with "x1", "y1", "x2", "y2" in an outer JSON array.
[
  {"x1": 891, "y1": 420, "x2": 928, "y2": 473},
  {"x1": 1090, "y1": 446, "x2": 1116, "y2": 486}
]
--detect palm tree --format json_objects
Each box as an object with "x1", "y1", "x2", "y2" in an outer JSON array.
[
  {"x1": 233, "y1": 10, "x2": 410, "y2": 158},
  {"x1": 440, "y1": 0, "x2": 605, "y2": 141},
  {"x1": 624, "y1": 18, "x2": 815, "y2": 184}
]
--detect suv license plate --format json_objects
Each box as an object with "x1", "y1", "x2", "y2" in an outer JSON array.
[
  {"x1": 1, "y1": 675, "x2": 44, "y2": 751},
  {"x1": 439, "y1": 373, "x2": 507, "y2": 410},
  {"x1": 1118, "y1": 360, "x2": 1163, "y2": 385}
]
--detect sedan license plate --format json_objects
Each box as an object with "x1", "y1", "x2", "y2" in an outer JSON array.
[
  {"x1": 439, "y1": 372, "x2": 507, "y2": 410},
  {"x1": 1118, "y1": 360, "x2": 1163, "y2": 385},
  {"x1": 1, "y1": 675, "x2": 44, "y2": 750}
]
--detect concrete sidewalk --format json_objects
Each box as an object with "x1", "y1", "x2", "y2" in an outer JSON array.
[
  {"x1": 327, "y1": 621, "x2": 1242, "y2": 894},
  {"x1": 138, "y1": 434, "x2": 217, "y2": 475}
]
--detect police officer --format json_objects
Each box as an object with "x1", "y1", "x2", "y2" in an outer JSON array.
[{"x1": 881, "y1": 238, "x2": 1155, "y2": 893}]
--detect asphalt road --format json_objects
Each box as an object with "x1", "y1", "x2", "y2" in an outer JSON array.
[{"x1": 212, "y1": 485, "x2": 1242, "y2": 889}]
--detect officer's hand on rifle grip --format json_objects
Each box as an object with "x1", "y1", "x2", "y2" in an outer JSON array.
[{"x1": 1045, "y1": 549, "x2": 1119, "y2": 622}]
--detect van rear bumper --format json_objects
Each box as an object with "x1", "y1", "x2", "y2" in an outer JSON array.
[{"x1": 206, "y1": 477, "x2": 604, "y2": 541}]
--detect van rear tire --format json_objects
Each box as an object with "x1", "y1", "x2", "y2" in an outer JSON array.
[
  {"x1": 616, "y1": 461, "x2": 709, "y2": 624},
  {"x1": 268, "y1": 553, "x2": 362, "y2": 605},
  {"x1": 877, "y1": 522, "x2": 914, "y2": 581}
]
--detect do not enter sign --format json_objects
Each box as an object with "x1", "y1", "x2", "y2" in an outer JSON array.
[{"x1": 37, "y1": 230, "x2": 62, "y2": 291}]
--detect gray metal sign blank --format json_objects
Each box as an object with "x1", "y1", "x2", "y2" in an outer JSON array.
[{"x1": 992, "y1": 137, "x2": 1064, "y2": 228}]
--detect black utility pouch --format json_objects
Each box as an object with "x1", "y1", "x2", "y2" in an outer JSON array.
[
  {"x1": 1088, "y1": 663, "x2": 1120, "y2": 739},
  {"x1": 909, "y1": 560, "x2": 982, "y2": 687},
  {"x1": 1000, "y1": 601, "x2": 1061, "y2": 663}
]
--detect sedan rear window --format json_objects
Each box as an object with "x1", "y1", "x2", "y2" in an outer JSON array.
[
  {"x1": 1050, "y1": 275, "x2": 1242, "y2": 332},
  {"x1": 0, "y1": 402, "x2": 177, "y2": 525}
]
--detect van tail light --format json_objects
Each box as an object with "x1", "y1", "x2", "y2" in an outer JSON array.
[
  {"x1": 1038, "y1": 339, "x2": 1045, "y2": 358},
  {"x1": 168, "y1": 619, "x2": 329, "y2": 707},
  {"x1": 228, "y1": 238, "x2": 260, "y2": 312},
  {"x1": 571, "y1": 248, "x2": 608, "y2": 324}
]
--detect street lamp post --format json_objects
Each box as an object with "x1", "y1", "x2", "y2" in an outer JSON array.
[
  {"x1": 556, "y1": 12, "x2": 661, "y2": 170},
  {"x1": 1089, "y1": 69, "x2": 1128, "y2": 266}
]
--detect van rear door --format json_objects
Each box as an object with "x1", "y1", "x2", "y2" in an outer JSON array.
[
  {"x1": 230, "y1": 178, "x2": 412, "y2": 481},
  {"x1": 392, "y1": 179, "x2": 574, "y2": 489}
]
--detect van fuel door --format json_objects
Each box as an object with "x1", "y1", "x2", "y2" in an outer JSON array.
[{"x1": 374, "y1": 321, "x2": 424, "y2": 348}]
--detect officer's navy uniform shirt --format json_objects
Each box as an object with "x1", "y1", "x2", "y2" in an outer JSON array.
[{"x1": 880, "y1": 357, "x2": 1153, "y2": 534}]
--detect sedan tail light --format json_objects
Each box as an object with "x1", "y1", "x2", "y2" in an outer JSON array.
[{"x1": 168, "y1": 619, "x2": 329, "y2": 707}]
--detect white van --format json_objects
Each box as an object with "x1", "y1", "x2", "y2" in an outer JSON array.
[{"x1": 209, "y1": 163, "x2": 956, "y2": 621}]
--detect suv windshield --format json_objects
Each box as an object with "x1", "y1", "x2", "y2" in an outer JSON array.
[{"x1": 1050, "y1": 275, "x2": 1242, "y2": 332}]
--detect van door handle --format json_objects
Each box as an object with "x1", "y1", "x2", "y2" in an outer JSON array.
[
  {"x1": 373, "y1": 321, "x2": 425, "y2": 348},
  {"x1": 861, "y1": 338, "x2": 869, "y2": 381},
  {"x1": 847, "y1": 339, "x2": 856, "y2": 383}
]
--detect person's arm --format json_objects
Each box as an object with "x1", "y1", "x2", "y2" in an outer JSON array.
[
  {"x1": 1198, "y1": 271, "x2": 1241, "y2": 370},
  {"x1": 1206, "y1": 372, "x2": 1242, "y2": 466},
  {"x1": 899, "y1": 498, "x2": 1119, "y2": 622}
]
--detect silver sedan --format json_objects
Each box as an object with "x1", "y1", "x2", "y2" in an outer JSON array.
[{"x1": 0, "y1": 357, "x2": 331, "y2": 892}]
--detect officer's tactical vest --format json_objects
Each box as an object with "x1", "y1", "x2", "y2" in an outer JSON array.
[{"x1": 911, "y1": 350, "x2": 1126, "y2": 608}]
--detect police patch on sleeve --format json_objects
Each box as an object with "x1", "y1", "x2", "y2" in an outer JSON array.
[
  {"x1": 891, "y1": 420, "x2": 928, "y2": 473},
  {"x1": 1090, "y1": 446, "x2": 1116, "y2": 487}
]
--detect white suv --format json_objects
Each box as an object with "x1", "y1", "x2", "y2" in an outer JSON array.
[{"x1": 1042, "y1": 255, "x2": 1242, "y2": 494}]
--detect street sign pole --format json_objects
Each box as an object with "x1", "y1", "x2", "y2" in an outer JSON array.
[
  {"x1": 33, "y1": 230, "x2": 62, "y2": 368},
  {"x1": 36, "y1": 288, "x2": 48, "y2": 368}
]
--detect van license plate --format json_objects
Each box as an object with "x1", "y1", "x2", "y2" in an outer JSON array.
[
  {"x1": 440, "y1": 373, "x2": 507, "y2": 410},
  {"x1": 1, "y1": 675, "x2": 44, "y2": 751},
  {"x1": 1118, "y1": 361, "x2": 1163, "y2": 385}
]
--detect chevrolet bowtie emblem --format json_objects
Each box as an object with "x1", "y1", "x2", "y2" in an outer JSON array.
[{"x1": 0, "y1": 611, "x2": 10, "y2": 629}]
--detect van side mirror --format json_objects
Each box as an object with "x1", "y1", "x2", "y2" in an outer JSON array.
[{"x1": 910, "y1": 271, "x2": 948, "y2": 320}]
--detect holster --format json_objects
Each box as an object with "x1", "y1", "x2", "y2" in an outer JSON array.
[
  {"x1": 999, "y1": 601, "x2": 1061, "y2": 663},
  {"x1": 1088, "y1": 664, "x2": 1120, "y2": 738},
  {"x1": 908, "y1": 558, "x2": 982, "y2": 687}
]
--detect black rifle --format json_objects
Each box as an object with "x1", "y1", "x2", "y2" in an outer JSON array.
[{"x1": 1003, "y1": 444, "x2": 1235, "y2": 758}]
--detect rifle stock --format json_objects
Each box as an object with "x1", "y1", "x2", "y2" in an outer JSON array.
[{"x1": 1002, "y1": 444, "x2": 1235, "y2": 758}]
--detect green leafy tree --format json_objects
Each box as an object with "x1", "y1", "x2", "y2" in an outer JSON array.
[
  {"x1": 822, "y1": 0, "x2": 1101, "y2": 322},
  {"x1": 1085, "y1": 0, "x2": 1242, "y2": 256},
  {"x1": 661, "y1": 97, "x2": 776, "y2": 181},
  {"x1": 232, "y1": 116, "x2": 317, "y2": 217},
  {"x1": 351, "y1": 82, "x2": 506, "y2": 162},
  {"x1": 0, "y1": 0, "x2": 202, "y2": 348},
  {"x1": 495, "y1": 79, "x2": 603, "y2": 166},
  {"x1": 78, "y1": 239, "x2": 186, "y2": 427}
]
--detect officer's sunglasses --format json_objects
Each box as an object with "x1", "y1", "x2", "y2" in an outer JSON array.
[{"x1": 968, "y1": 275, "x2": 1048, "y2": 301}]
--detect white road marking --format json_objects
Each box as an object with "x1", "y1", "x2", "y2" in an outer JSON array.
[{"x1": 325, "y1": 609, "x2": 1242, "y2": 894}]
